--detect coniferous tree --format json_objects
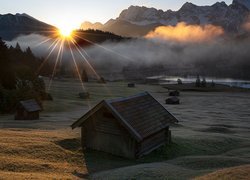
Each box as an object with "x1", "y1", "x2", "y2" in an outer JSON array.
[
  {"x1": 195, "y1": 75, "x2": 201, "y2": 87},
  {"x1": 201, "y1": 77, "x2": 207, "y2": 87},
  {"x1": 81, "y1": 68, "x2": 89, "y2": 82},
  {"x1": 0, "y1": 38, "x2": 16, "y2": 89},
  {"x1": 15, "y1": 42, "x2": 21, "y2": 51}
]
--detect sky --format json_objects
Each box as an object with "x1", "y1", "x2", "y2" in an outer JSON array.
[{"x1": 0, "y1": 0, "x2": 233, "y2": 30}]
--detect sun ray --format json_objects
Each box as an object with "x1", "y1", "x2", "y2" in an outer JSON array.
[
  {"x1": 70, "y1": 38, "x2": 100, "y2": 80},
  {"x1": 47, "y1": 38, "x2": 64, "y2": 91},
  {"x1": 73, "y1": 34, "x2": 134, "y2": 61},
  {"x1": 67, "y1": 41, "x2": 94, "y2": 110},
  {"x1": 33, "y1": 37, "x2": 52, "y2": 48},
  {"x1": 48, "y1": 38, "x2": 60, "y2": 50},
  {"x1": 36, "y1": 38, "x2": 61, "y2": 75},
  {"x1": 70, "y1": 38, "x2": 113, "y2": 97},
  {"x1": 58, "y1": 38, "x2": 65, "y2": 74},
  {"x1": 68, "y1": 41, "x2": 86, "y2": 91}
]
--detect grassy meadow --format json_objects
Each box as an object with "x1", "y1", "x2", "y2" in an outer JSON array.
[{"x1": 0, "y1": 78, "x2": 250, "y2": 179}]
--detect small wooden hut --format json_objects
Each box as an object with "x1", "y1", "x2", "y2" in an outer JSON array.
[
  {"x1": 79, "y1": 92, "x2": 90, "y2": 99},
  {"x1": 128, "y1": 83, "x2": 135, "y2": 88},
  {"x1": 166, "y1": 97, "x2": 180, "y2": 105},
  {"x1": 15, "y1": 99, "x2": 41, "y2": 120},
  {"x1": 71, "y1": 92, "x2": 178, "y2": 158},
  {"x1": 98, "y1": 77, "x2": 106, "y2": 84}
]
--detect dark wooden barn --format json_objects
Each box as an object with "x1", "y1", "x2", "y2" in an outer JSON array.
[
  {"x1": 79, "y1": 92, "x2": 90, "y2": 99},
  {"x1": 166, "y1": 97, "x2": 180, "y2": 105},
  {"x1": 15, "y1": 99, "x2": 42, "y2": 120},
  {"x1": 128, "y1": 83, "x2": 135, "y2": 88},
  {"x1": 71, "y1": 92, "x2": 178, "y2": 158}
]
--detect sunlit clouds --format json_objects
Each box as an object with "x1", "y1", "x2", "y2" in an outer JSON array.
[
  {"x1": 243, "y1": 17, "x2": 250, "y2": 32},
  {"x1": 146, "y1": 22, "x2": 224, "y2": 43}
]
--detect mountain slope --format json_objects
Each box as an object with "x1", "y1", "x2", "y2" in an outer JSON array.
[
  {"x1": 0, "y1": 13, "x2": 57, "y2": 40},
  {"x1": 81, "y1": 1, "x2": 250, "y2": 37},
  {"x1": 234, "y1": 0, "x2": 250, "y2": 10}
]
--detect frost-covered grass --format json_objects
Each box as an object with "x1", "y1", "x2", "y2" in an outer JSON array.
[{"x1": 0, "y1": 78, "x2": 249, "y2": 179}]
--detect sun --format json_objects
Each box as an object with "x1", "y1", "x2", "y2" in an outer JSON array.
[{"x1": 58, "y1": 27, "x2": 73, "y2": 38}]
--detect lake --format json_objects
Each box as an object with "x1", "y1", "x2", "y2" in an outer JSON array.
[{"x1": 147, "y1": 76, "x2": 250, "y2": 89}]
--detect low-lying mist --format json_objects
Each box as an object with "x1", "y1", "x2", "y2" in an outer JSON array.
[{"x1": 6, "y1": 27, "x2": 250, "y2": 80}]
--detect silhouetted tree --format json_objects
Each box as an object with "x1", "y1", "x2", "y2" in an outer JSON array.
[
  {"x1": 177, "y1": 78, "x2": 182, "y2": 85},
  {"x1": 0, "y1": 38, "x2": 16, "y2": 89},
  {"x1": 15, "y1": 42, "x2": 21, "y2": 51},
  {"x1": 81, "y1": 68, "x2": 88, "y2": 82},
  {"x1": 195, "y1": 75, "x2": 201, "y2": 87},
  {"x1": 211, "y1": 80, "x2": 215, "y2": 87},
  {"x1": 0, "y1": 39, "x2": 47, "y2": 113},
  {"x1": 201, "y1": 77, "x2": 207, "y2": 87}
]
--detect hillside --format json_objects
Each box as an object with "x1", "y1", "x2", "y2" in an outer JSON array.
[
  {"x1": 73, "y1": 29, "x2": 130, "y2": 47},
  {"x1": 0, "y1": 13, "x2": 57, "y2": 40}
]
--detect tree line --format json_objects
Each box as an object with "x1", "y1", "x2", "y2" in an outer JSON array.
[{"x1": 0, "y1": 38, "x2": 47, "y2": 113}]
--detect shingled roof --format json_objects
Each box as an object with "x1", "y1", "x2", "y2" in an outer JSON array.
[
  {"x1": 71, "y1": 92, "x2": 178, "y2": 142},
  {"x1": 19, "y1": 99, "x2": 41, "y2": 112}
]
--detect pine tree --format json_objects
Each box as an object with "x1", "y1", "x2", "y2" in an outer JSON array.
[
  {"x1": 81, "y1": 68, "x2": 89, "y2": 82},
  {"x1": 0, "y1": 39, "x2": 16, "y2": 89},
  {"x1": 201, "y1": 77, "x2": 207, "y2": 87},
  {"x1": 15, "y1": 42, "x2": 21, "y2": 50},
  {"x1": 195, "y1": 75, "x2": 201, "y2": 87},
  {"x1": 26, "y1": 47, "x2": 34, "y2": 57}
]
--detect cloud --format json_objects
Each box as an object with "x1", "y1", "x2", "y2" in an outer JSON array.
[
  {"x1": 146, "y1": 22, "x2": 224, "y2": 43},
  {"x1": 243, "y1": 17, "x2": 250, "y2": 31}
]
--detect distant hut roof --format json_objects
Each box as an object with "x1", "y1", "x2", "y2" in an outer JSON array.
[
  {"x1": 72, "y1": 92, "x2": 178, "y2": 142},
  {"x1": 79, "y1": 92, "x2": 90, "y2": 99},
  {"x1": 166, "y1": 96, "x2": 180, "y2": 104},
  {"x1": 128, "y1": 83, "x2": 135, "y2": 87},
  {"x1": 19, "y1": 99, "x2": 41, "y2": 112}
]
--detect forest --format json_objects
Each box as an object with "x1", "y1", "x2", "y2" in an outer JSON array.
[{"x1": 0, "y1": 38, "x2": 47, "y2": 113}]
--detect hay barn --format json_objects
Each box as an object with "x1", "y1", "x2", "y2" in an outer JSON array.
[
  {"x1": 79, "y1": 92, "x2": 90, "y2": 99},
  {"x1": 166, "y1": 97, "x2": 180, "y2": 105},
  {"x1": 128, "y1": 83, "x2": 135, "y2": 88},
  {"x1": 15, "y1": 99, "x2": 41, "y2": 120},
  {"x1": 71, "y1": 92, "x2": 178, "y2": 158}
]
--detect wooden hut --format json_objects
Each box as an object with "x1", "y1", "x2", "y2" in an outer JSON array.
[
  {"x1": 166, "y1": 97, "x2": 180, "y2": 105},
  {"x1": 15, "y1": 99, "x2": 41, "y2": 120},
  {"x1": 79, "y1": 92, "x2": 90, "y2": 99},
  {"x1": 98, "y1": 77, "x2": 106, "y2": 84},
  {"x1": 128, "y1": 83, "x2": 135, "y2": 88},
  {"x1": 71, "y1": 92, "x2": 178, "y2": 159}
]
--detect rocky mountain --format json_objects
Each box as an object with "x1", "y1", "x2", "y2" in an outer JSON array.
[
  {"x1": 234, "y1": 0, "x2": 250, "y2": 10},
  {"x1": 81, "y1": 0, "x2": 250, "y2": 37},
  {"x1": 0, "y1": 13, "x2": 57, "y2": 40}
]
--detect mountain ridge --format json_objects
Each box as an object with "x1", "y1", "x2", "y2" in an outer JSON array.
[
  {"x1": 0, "y1": 13, "x2": 57, "y2": 40},
  {"x1": 81, "y1": 1, "x2": 250, "y2": 37}
]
